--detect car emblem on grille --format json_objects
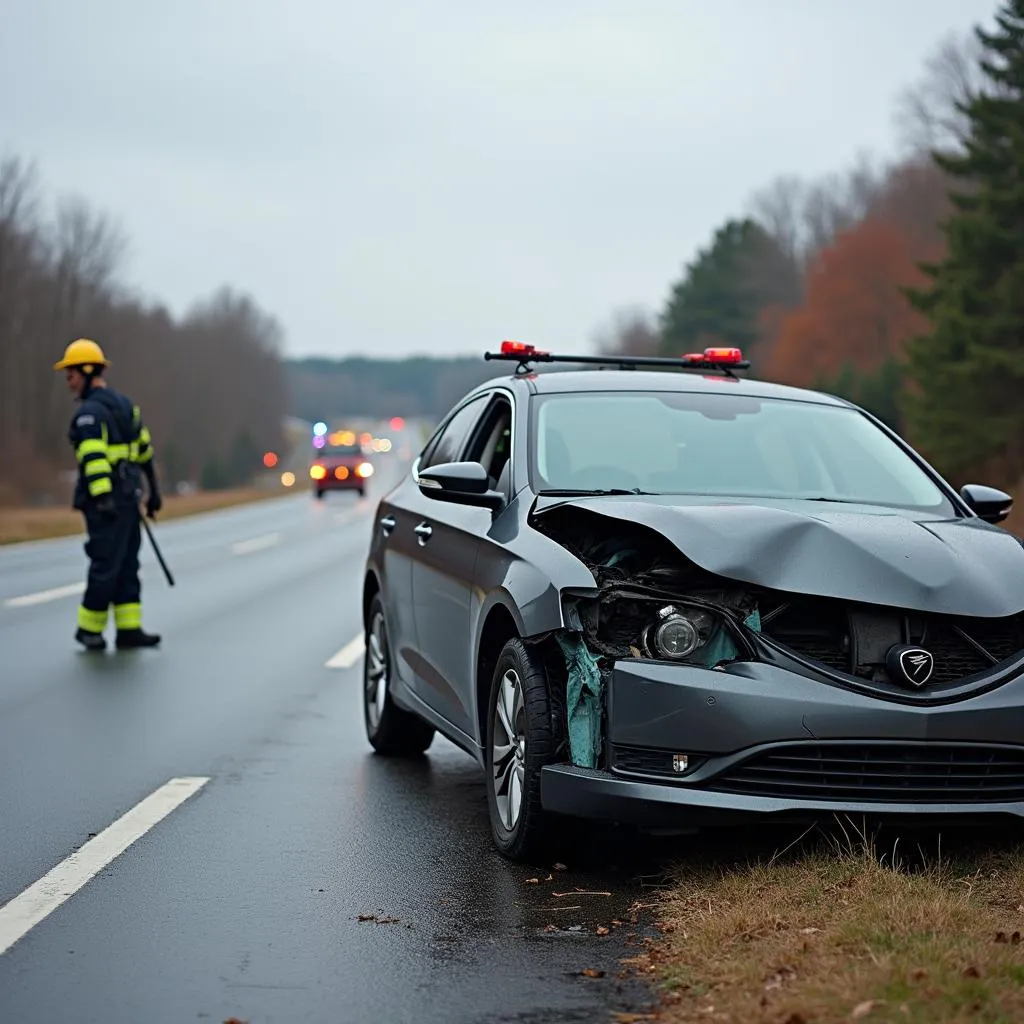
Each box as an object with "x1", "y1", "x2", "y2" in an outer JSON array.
[{"x1": 886, "y1": 644, "x2": 935, "y2": 688}]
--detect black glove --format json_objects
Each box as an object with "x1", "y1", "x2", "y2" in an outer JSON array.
[
  {"x1": 95, "y1": 493, "x2": 117, "y2": 519},
  {"x1": 146, "y1": 489, "x2": 162, "y2": 519}
]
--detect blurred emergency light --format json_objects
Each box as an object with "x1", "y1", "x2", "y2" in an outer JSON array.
[
  {"x1": 312, "y1": 436, "x2": 326, "y2": 449},
  {"x1": 500, "y1": 340, "x2": 546, "y2": 356},
  {"x1": 313, "y1": 421, "x2": 328, "y2": 436},
  {"x1": 683, "y1": 346, "x2": 743, "y2": 364},
  {"x1": 360, "y1": 431, "x2": 373, "y2": 445},
  {"x1": 389, "y1": 416, "x2": 405, "y2": 431},
  {"x1": 263, "y1": 451, "x2": 278, "y2": 469}
]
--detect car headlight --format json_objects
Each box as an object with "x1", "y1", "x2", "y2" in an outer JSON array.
[{"x1": 642, "y1": 604, "x2": 718, "y2": 661}]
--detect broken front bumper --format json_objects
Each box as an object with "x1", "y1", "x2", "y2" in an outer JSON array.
[{"x1": 539, "y1": 659, "x2": 1024, "y2": 827}]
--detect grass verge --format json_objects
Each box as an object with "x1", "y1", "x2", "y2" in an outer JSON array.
[
  {"x1": 629, "y1": 824, "x2": 1024, "y2": 1023},
  {"x1": 0, "y1": 488, "x2": 289, "y2": 545}
]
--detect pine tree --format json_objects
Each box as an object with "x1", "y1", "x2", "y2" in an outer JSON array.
[{"x1": 903, "y1": 0, "x2": 1024, "y2": 481}]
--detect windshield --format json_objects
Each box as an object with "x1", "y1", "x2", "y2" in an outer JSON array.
[{"x1": 529, "y1": 390, "x2": 955, "y2": 512}]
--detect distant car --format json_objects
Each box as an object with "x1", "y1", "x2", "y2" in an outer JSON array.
[
  {"x1": 310, "y1": 442, "x2": 374, "y2": 499},
  {"x1": 361, "y1": 341, "x2": 1024, "y2": 862}
]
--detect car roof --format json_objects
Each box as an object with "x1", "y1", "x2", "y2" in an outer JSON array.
[{"x1": 471, "y1": 368, "x2": 852, "y2": 407}]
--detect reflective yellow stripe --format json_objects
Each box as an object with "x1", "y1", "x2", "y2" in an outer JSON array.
[
  {"x1": 77, "y1": 438, "x2": 107, "y2": 460},
  {"x1": 107, "y1": 443, "x2": 129, "y2": 463},
  {"x1": 84, "y1": 458, "x2": 112, "y2": 477},
  {"x1": 88, "y1": 476, "x2": 113, "y2": 497},
  {"x1": 114, "y1": 603, "x2": 142, "y2": 630},
  {"x1": 136, "y1": 449, "x2": 153, "y2": 464},
  {"x1": 78, "y1": 605, "x2": 108, "y2": 632}
]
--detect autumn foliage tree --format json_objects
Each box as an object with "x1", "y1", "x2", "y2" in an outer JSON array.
[{"x1": 763, "y1": 218, "x2": 941, "y2": 427}]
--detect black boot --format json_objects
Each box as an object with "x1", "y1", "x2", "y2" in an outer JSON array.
[
  {"x1": 75, "y1": 628, "x2": 106, "y2": 652},
  {"x1": 115, "y1": 628, "x2": 162, "y2": 650}
]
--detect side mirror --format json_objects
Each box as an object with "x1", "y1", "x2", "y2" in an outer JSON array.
[
  {"x1": 961, "y1": 483, "x2": 1013, "y2": 524},
  {"x1": 418, "y1": 461, "x2": 505, "y2": 511}
]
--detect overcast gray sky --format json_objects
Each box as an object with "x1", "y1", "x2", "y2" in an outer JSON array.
[{"x1": 0, "y1": 0, "x2": 999, "y2": 360}]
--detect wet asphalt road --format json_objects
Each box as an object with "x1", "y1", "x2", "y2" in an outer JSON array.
[{"x1": 0, "y1": 443, "x2": 664, "y2": 1024}]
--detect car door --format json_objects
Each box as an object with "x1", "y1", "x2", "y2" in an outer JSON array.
[
  {"x1": 407, "y1": 392, "x2": 496, "y2": 737},
  {"x1": 370, "y1": 470, "x2": 427, "y2": 694}
]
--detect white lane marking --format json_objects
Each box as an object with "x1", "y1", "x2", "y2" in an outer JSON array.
[
  {"x1": 3, "y1": 582, "x2": 86, "y2": 609},
  {"x1": 0, "y1": 776, "x2": 209, "y2": 956},
  {"x1": 231, "y1": 532, "x2": 281, "y2": 556},
  {"x1": 326, "y1": 634, "x2": 364, "y2": 669}
]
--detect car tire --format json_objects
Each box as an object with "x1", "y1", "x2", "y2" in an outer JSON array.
[
  {"x1": 485, "y1": 637, "x2": 556, "y2": 862},
  {"x1": 363, "y1": 594, "x2": 435, "y2": 756}
]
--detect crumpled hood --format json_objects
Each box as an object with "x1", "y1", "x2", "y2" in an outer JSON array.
[{"x1": 533, "y1": 496, "x2": 1024, "y2": 618}]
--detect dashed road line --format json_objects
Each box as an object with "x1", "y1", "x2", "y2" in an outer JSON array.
[
  {"x1": 0, "y1": 776, "x2": 209, "y2": 956},
  {"x1": 231, "y1": 532, "x2": 281, "y2": 556},
  {"x1": 2, "y1": 582, "x2": 85, "y2": 609},
  {"x1": 326, "y1": 634, "x2": 365, "y2": 669}
]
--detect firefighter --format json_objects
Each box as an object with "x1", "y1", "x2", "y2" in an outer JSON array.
[{"x1": 53, "y1": 338, "x2": 163, "y2": 651}]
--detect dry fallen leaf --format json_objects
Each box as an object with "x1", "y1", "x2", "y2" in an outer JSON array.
[
  {"x1": 525, "y1": 878, "x2": 539, "y2": 885},
  {"x1": 376, "y1": 916, "x2": 400, "y2": 925},
  {"x1": 851, "y1": 1000, "x2": 876, "y2": 1019},
  {"x1": 580, "y1": 968, "x2": 605, "y2": 978},
  {"x1": 553, "y1": 863, "x2": 568, "y2": 871},
  {"x1": 800, "y1": 927, "x2": 822, "y2": 934},
  {"x1": 596, "y1": 926, "x2": 610, "y2": 936},
  {"x1": 357, "y1": 914, "x2": 376, "y2": 922},
  {"x1": 224, "y1": 1019, "x2": 249, "y2": 1024},
  {"x1": 543, "y1": 924, "x2": 558, "y2": 933}
]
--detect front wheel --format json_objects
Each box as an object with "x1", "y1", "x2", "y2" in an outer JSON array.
[
  {"x1": 363, "y1": 594, "x2": 435, "y2": 756},
  {"x1": 485, "y1": 637, "x2": 557, "y2": 862}
]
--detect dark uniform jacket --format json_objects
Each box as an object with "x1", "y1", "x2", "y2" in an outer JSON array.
[{"x1": 69, "y1": 385, "x2": 155, "y2": 511}]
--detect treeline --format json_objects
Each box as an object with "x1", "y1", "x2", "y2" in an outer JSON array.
[
  {"x1": 0, "y1": 156, "x2": 288, "y2": 504},
  {"x1": 596, "y1": 10, "x2": 1023, "y2": 492},
  {"x1": 287, "y1": 355, "x2": 502, "y2": 423}
]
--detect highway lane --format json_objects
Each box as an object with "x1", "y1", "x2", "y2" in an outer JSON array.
[{"x1": 0, "y1": 448, "x2": 659, "y2": 1023}]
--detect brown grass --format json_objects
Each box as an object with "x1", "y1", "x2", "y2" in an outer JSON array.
[
  {"x1": 630, "y1": 827, "x2": 1024, "y2": 1023},
  {"x1": 0, "y1": 488, "x2": 287, "y2": 545}
]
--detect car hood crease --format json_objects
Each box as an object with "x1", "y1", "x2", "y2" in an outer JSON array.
[{"x1": 534, "y1": 497, "x2": 1024, "y2": 618}]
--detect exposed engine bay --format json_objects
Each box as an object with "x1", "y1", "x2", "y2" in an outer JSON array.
[{"x1": 532, "y1": 504, "x2": 1024, "y2": 769}]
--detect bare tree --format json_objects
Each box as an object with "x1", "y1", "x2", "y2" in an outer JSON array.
[
  {"x1": 748, "y1": 152, "x2": 887, "y2": 276},
  {"x1": 893, "y1": 29, "x2": 1002, "y2": 155},
  {"x1": 591, "y1": 305, "x2": 661, "y2": 356}
]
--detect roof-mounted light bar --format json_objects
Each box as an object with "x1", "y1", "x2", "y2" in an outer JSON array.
[{"x1": 484, "y1": 342, "x2": 751, "y2": 376}]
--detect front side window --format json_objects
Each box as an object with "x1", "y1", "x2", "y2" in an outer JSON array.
[
  {"x1": 420, "y1": 394, "x2": 490, "y2": 471},
  {"x1": 529, "y1": 390, "x2": 955, "y2": 513}
]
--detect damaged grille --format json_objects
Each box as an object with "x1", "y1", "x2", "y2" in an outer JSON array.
[
  {"x1": 759, "y1": 595, "x2": 1024, "y2": 685},
  {"x1": 708, "y1": 743, "x2": 1024, "y2": 802}
]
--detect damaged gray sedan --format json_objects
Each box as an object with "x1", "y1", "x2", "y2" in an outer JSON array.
[{"x1": 361, "y1": 341, "x2": 1024, "y2": 861}]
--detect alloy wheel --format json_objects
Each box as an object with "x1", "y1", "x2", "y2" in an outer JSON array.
[
  {"x1": 365, "y1": 610, "x2": 388, "y2": 730},
  {"x1": 491, "y1": 667, "x2": 526, "y2": 831}
]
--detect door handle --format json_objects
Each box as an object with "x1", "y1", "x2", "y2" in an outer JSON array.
[
  {"x1": 380, "y1": 515, "x2": 396, "y2": 535},
  {"x1": 414, "y1": 522, "x2": 433, "y2": 545}
]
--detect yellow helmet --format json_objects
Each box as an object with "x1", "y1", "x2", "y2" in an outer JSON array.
[{"x1": 53, "y1": 338, "x2": 109, "y2": 373}]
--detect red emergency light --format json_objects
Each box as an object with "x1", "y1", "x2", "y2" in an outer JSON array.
[
  {"x1": 682, "y1": 346, "x2": 744, "y2": 365},
  {"x1": 500, "y1": 340, "x2": 548, "y2": 356}
]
